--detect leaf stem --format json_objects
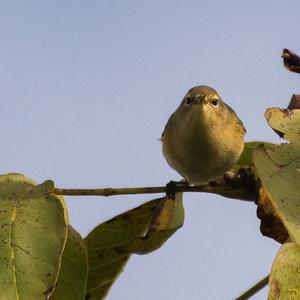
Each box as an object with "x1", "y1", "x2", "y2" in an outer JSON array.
[{"x1": 235, "y1": 275, "x2": 269, "y2": 300}]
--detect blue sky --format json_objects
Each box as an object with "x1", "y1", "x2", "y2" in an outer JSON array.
[{"x1": 1, "y1": 1, "x2": 300, "y2": 299}]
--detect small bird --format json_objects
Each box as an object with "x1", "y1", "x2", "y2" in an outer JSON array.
[{"x1": 161, "y1": 85, "x2": 246, "y2": 185}]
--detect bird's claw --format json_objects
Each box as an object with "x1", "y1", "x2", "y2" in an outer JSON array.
[{"x1": 166, "y1": 180, "x2": 188, "y2": 199}]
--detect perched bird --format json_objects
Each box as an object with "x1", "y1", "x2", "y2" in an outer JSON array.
[{"x1": 161, "y1": 85, "x2": 246, "y2": 185}]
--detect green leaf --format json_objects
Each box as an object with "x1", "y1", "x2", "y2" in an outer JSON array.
[
  {"x1": 237, "y1": 141, "x2": 276, "y2": 167},
  {"x1": 84, "y1": 199, "x2": 156, "y2": 300},
  {"x1": 123, "y1": 193, "x2": 184, "y2": 254},
  {"x1": 237, "y1": 142, "x2": 263, "y2": 166},
  {"x1": 269, "y1": 241, "x2": 300, "y2": 299},
  {"x1": 253, "y1": 143, "x2": 300, "y2": 244},
  {"x1": 85, "y1": 193, "x2": 184, "y2": 299},
  {"x1": 265, "y1": 107, "x2": 300, "y2": 142},
  {"x1": 0, "y1": 173, "x2": 68, "y2": 300},
  {"x1": 50, "y1": 226, "x2": 88, "y2": 300}
]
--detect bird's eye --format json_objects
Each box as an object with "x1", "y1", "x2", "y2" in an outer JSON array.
[
  {"x1": 185, "y1": 96, "x2": 192, "y2": 106},
  {"x1": 211, "y1": 98, "x2": 219, "y2": 107}
]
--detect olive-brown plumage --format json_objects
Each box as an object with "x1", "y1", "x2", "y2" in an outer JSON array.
[{"x1": 161, "y1": 86, "x2": 246, "y2": 184}]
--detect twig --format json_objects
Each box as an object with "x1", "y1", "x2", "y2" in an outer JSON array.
[
  {"x1": 53, "y1": 185, "x2": 253, "y2": 200},
  {"x1": 53, "y1": 170, "x2": 258, "y2": 201},
  {"x1": 53, "y1": 186, "x2": 166, "y2": 196},
  {"x1": 235, "y1": 275, "x2": 269, "y2": 300}
]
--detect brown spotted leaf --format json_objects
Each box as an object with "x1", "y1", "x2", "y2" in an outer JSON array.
[
  {"x1": 0, "y1": 173, "x2": 68, "y2": 300},
  {"x1": 253, "y1": 143, "x2": 300, "y2": 245},
  {"x1": 50, "y1": 226, "x2": 88, "y2": 300},
  {"x1": 265, "y1": 107, "x2": 300, "y2": 142},
  {"x1": 122, "y1": 193, "x2": 184, "y2": 254},
  {"x1": 269, "y1": 241, "x2": 300, "y2": 299},
  {"x1": 85, "y1": 193, "x2": 184, "y2": 299},
  {"x1": 256, "y1": 186, "x2": 288, "y2": 244}
]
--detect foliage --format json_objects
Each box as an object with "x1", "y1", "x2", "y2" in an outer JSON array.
[
  {"x1": 1, "y1": 48, "x2": 300, "y2": 299},
  {"x1": 0, "y1": 174, "x2": 67, "y2": 300},
  {"x1": 253, "y1": 95, "x2": 300, "y2": 298},
  {"x1": 269, "y1": 241, "x2": 300, "y2": 300},
  {"x1": 85, "y1": 194, "x2": 183, "y2": 299},
  {"x1": 50, "y1": 225, "x2": 88, "y2": 300},
  {"x1": 0, "y1": 174, "x2": 183, "y2": 299}
]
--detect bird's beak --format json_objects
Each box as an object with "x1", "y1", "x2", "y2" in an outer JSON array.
[{"x1": 195, "y1": 94, "x2": 206, "y2": 104}]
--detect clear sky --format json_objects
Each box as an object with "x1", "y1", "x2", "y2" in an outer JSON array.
[{"x1": 1, "y1": 1, "x2": 299, "y2": 299}]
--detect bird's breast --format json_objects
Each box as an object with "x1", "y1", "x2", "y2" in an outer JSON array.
[{"x1": 162, "y1": 118, "x2": 244, "y2": 184}]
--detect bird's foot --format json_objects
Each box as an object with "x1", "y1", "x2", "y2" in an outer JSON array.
[{"x1": 166, "y1": 180, "x2": 188, "y2": 199}]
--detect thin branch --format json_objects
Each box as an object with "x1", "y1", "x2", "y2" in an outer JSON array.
[
  {"x1": 53, "y1": 185, "x2": 254, "y2": 200},
  {"x1": 53, "y1": 186, "x2": 166, "y2": 196},
  {"x1": 235, "y1": 275, "x2": 269, "y2": 300},
  {"x1": 53, "y1": 169, "x2": 259, "y2": 202}
]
